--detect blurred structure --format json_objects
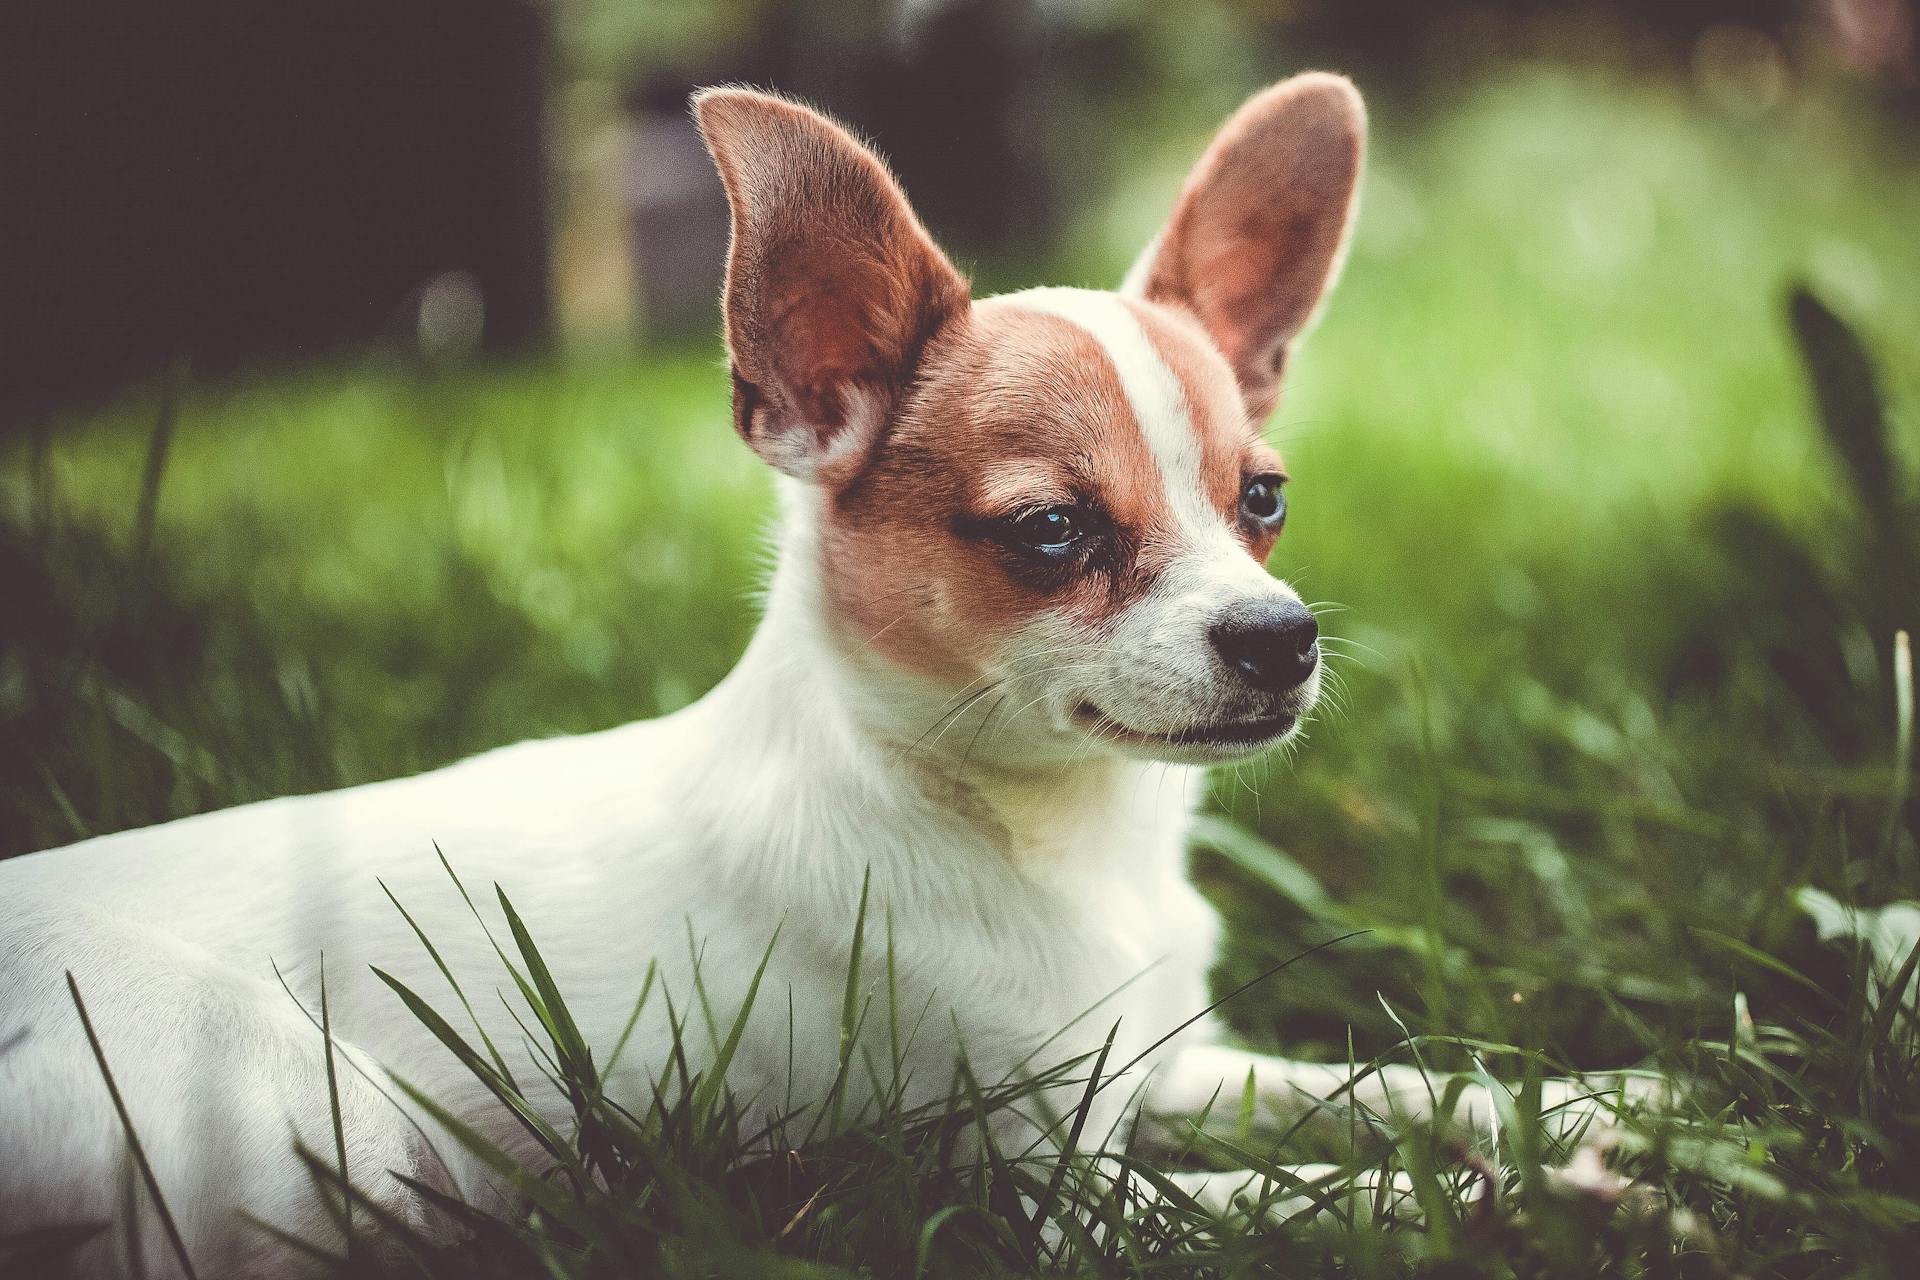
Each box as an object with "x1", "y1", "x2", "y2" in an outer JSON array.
[
  {"x1": 608, "y1": 0, "x2": 1054, "y2": 341},
  {"x1": 622, "y1": 87, "x2": 733, "y2": 339},
  {"x1": 1816, "y1": 0, "x2": 1919, "y2": 82},
  {"x1": 4, "y1": 0, "x2": 1914, "y2": 421},
  {"x1": 1, "y1": 0, "x2": 552, "y2": 429}
]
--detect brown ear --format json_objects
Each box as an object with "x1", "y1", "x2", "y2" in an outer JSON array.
[
  {"x1": 1123, "y1": 73, "x2": 1365, "y2": 423},
  {"x1": 693, "y1": 87, "x2": 970, "y2": 484}
]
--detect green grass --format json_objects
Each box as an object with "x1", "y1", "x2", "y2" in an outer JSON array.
[{"x1": 2, "y1": 67, "x2": 1918, "y2": 1276}]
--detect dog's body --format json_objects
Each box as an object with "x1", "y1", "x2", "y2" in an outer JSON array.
[
  {"x1": 1, "y1": 77, "x2": 1647, "y2": 1277},
  {"x1": 2, "y1": 498, "x2": 1224, "y2": 1251},
  {"x1": 1, "y1": 538, "x2": 1220, "y2": 1266}
]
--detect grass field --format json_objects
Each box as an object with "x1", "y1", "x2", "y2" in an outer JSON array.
[{"x1": 2, "y1": 68, "x2": 1918, "y2": 1276}]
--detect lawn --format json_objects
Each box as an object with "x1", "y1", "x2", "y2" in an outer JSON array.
[{"x1": 2, "y1": 67, "x2": 1917, "y2": 1276}]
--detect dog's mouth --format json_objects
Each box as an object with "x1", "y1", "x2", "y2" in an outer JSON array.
[{"x1": 1072, "y1": 702, "x2": 1298, "y2": 750}]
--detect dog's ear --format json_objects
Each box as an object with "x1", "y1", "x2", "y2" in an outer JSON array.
[
  {"x1": 693, "y1": 87, "x2": 971, "y2": 485},
  {"x1": 1123, "y1": 74, "x2": 1365, "y2": 423}
]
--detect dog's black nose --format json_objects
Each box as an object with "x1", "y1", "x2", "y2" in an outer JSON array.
[{"x1": 1210, "y1": 603, "x2": 1319, "y2": 693}]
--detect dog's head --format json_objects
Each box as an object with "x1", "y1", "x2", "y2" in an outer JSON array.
[{"x1": 695, "y1": 77, "x2": 1363, "y2": 765}]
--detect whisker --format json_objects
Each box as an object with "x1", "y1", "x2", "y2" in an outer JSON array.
[
  {"x1": 861, "y1": 605, "x2": 925, "y2": 649},
  {"x1": 952, "y1": 692, "x2": 1011, "y2": 787},
  {"x1": 1318, "y1": 636, "x2": 1385, "y2": 663},
  {"x1": 906, "y1": 681, "x2": 1001, "y2": 757}
]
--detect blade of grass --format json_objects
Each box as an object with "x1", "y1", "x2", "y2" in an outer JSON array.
[
  {"x1": 827, "y1": 870, "x2": 873, "y2": 1137},
  {"x1": 1856, "y1": 936, "x2": 1920, "y2": 1092},
  {"x1": 430, "y1": 845, "x2": 553, "y2": 1074},
  {"x1": 383, "y1": 1076, "x2": 594, "y2": 1239},
  {"x1": 1029, "y1": 1022, "x2": 1119, "y2": 1253},
  {"x1": 1096, "y1": 931, "x2": 1368, "y2": 1102},
  {"x1": 1884, "y1": 629, "x2": 1913, "y2": 879},
  {"x1": 1691, "y1": 928, "x2": 1838, "y2": 1003},
  {"x1": 66, "y1": 972, "x2": 200, "y2": 1280},
  {"x1": 318, "y1": 954, "x2": 352, "y2": 1243},
  {"x1": 370, "y1": 966, "x2": 573, "y2": 1167},
  {"x1": 231, "y1": 1214, "x2": 345, "y2": 1270},
  {"x1": 496, "y1": 885, "x2": 594, "y2": 1084},
  {"x1": 693, "y1": 925, "x2": 783, "y2": 1121},
  {"x1": 600, "y1": 957, "x2": 659, "y2": 1079},
  {"x1": 381, "y1": 876, "x2": 519, "y2": 1089},
  {"x1": 133, "y1": 359, "x2": 184, "y2": 565},
  {"x1": 268, "y1": 959, "x2": 458, "y2": 1195}
]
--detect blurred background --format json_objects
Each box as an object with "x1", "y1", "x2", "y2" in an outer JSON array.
[{"x1": 1, "y1": 0, "x2": 1917, "y2": 1072}]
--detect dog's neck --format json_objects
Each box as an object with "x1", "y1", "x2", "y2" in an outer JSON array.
[{"x1": 692, "y1": 485, "x2": 1203, "y2": 880}]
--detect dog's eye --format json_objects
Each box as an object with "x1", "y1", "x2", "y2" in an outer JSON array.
[
  {"x1": 1008, "y1": 506, "x2": 1083, "y2": 555},
  {"x1": 1241, "y1": 476, "x2": 1286, "y2": 526}
]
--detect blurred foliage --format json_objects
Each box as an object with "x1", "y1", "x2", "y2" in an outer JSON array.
[
  {"x1": 1681, "y1": 288, "x2": 1917, "y2": 875},
  {"x1": 554, "y1": 0, "x2": 764, "y2": 84},
  {"x1": 0, "y1": 357, "x2": 765, "y2": 851}
]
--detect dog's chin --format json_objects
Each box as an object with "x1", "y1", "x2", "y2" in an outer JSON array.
[{"x1": 1070, "y1": 701, "x2": 1304, "y2": 764}]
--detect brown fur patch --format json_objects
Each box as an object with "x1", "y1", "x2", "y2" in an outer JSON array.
[
  {"x1": 816, "y1": 289, "x2": 1292, "y2": 680},
  {"x1": 1132, "y1": 73, "x2": 1365, "y2": 422},
  {"x1": 818, "y1": 300, "x2": 1200, "y2": 679},
  {"x1": 694, "y1": 88, "x2": 970, "y2": 481}
]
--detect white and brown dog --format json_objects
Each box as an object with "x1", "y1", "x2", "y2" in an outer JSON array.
[{"x1": 0, "y1": 77, "x2": 1644, "y2": 1276}]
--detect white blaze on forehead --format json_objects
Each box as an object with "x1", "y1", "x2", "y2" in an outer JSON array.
[
  {"x1": 986, "y1": 289, "x2": 1309, "y2": 740},
  {"x1": 1003, "y1": 286, "x2": 1212, "y2": 529},
  {"x1": 1001, "y1": 286, "x2": 1294, "y2": 611}
]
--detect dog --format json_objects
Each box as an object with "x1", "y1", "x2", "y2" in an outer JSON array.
[{"x1": 0, "y1": 76, "x2": 1650, "y2": 1276}]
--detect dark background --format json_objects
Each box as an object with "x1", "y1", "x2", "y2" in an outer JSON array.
[{"x1": 5, "y1": 0, "x2": 1912, "y2": 426}]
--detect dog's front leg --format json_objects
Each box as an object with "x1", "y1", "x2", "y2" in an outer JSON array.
[
  {"x1": 1141, "y1": 1042, "x2": 1461, "y2": 1152},
  {"x1": 1141, "y1": 1042, "x2": 1658, "y2": 1155},
  {"x1": 1138, "y1": 1043, "x2": 1670, "y2": 1231},
  {"x1": 1161, "y1": 1164, "x2": 1429, "y2": 1225}
]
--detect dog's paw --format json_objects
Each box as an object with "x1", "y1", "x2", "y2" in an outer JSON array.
[
  {"x1": 1534, "y1": 1070, "x2": 1679, "y2": 1147},
  {"x1": 1543, "y1": 1127, "x2": 1650, "y2": 1211},
  {"x1": 1163, "y1": 1164, "x2": 1429, "y2": 1227}
]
